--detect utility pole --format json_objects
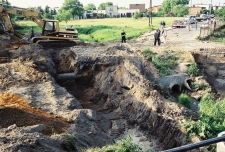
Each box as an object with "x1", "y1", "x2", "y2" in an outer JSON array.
[
  {"x1": 210, "y1": 0, "x2": 212, "y2": 15},
  {"x1": 149, "y1": 0, "x2": 152, "y2": 26}
]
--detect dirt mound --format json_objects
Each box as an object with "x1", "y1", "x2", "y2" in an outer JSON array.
[{"x1": 0, "y1": 92, "x2": 71, "y2": 135}]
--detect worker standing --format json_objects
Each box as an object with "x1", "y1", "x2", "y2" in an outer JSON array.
[
  {"x1": 121, "y1": 30, "x2": 126, "y2": 43},
  {"x1": 28, "y1": 26, "x2": 34, "y2": 41},
  {"x1": 195, "y1": 20, "x2": 198, "y2": 30},
  {"x1": 161, "y1": 27, "x2": 167, "y2": 44},
  {"x1": 154, "y1": 29, "x2": 161, "y2": 46},
  {"x1": 187, "y1": 21, "x2": 191, "y2": 31}
]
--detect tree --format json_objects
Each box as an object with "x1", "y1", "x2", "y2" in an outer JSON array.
[
  {"x1": 200, "y1": 9, "x2": 209, "y2": 14},
  {"x1": 132, "y1": 11, "x2": 139, "y2": 19},
  {"x1": 84, "y1": 3, "x2": 96, "y2": 10},
  {"x1": 44, "y1": 5, "x2": 50, "y2": 14},
  {"x1": 36, "y1": 6, "x2": 44, "y2": 15},
  {"x1": 216, "y1": 6, "x2": 225, "y2": 21},
  {"x1": 158, "y1": 0, "x2": 189, "y2": 15},
  {"x1": 44, "y1": 13, "x2": 54, "y2": 19},
  {"x1": 55, "y1": 10, "x2": 72, "y2": 23},
  {"x1": 98, "y1": 2, "x2": 113, "y2": 10},
  {"x1": 61, "y1": 0, "x2": 84, "y2": 19},
  {"x1": 172, "y1": 5, "x2": 189, "y2": 17}
]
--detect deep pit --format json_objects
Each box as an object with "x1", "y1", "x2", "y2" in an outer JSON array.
[
  {"x1": 0, "y1": 34, "x2": 222, "y2": 151},
  {"x1": 52, "y1": 44, "x2": 199, "y2": 151}
]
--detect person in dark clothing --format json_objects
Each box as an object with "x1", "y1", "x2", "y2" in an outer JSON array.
[
  {"x1": 160, "y1": 21, "x2": 163, "y2": 28},
  {"x1": 121, "y1": 30, "x2": 126, "y2": 43},
  {"x1": 28, "y1": 26, "x2": 35, "y2": 41},
  {"x1": 162, "y1": 21, "x2": 166, "y2": 28},
  {"x1": 154, "y1": 29, "x2": 161, "y2": 46}
]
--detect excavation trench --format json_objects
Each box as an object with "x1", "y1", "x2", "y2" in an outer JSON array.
[
  {"x1": 191, "y1": 50, "x2": 225, "y2": 98},
  {"x1": 53, "y1": 46, "x2": 199, "y2": 151}
]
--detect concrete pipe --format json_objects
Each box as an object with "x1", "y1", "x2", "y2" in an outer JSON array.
[
  {"x1": 169, "y1": 83, "x2": 181, "y2": 92},
  {"x1": 184, "y1": 78, "x2": 193, "y2": 91},
  {"x1": 56, "y1": 73, "x2": 81, "y2": 81}
]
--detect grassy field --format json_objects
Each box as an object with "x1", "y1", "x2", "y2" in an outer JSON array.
[{"x1": 16, "y1": 17, "x2": 182, "y2": 42}]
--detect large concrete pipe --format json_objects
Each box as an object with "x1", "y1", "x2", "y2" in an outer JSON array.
[{"x1": 56, "y1": 73, "x2": 81, "y2": 81}]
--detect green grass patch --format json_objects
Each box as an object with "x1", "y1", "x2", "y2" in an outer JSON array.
[
  {"x1": 142, "y1": 48, "x2": 180, "y2": 77},
  {"x1": 191, "y1": 82, "x2": 209, "y2": 90},
  {"x1": 87, "y1": 135, "x2": 147, "y2": 152},
  {"x1": 188, "y1": 62, "x2": 199, "y2": 76},
  {"x1": 182, "y1": 93, "x2": 225, "y2": 151},
  {"x1": 15, "y1": 17, "x2": 182, "y2": 42},
  {"x1": 178, "y1": 93, "x2": 191, "y2": 108}
]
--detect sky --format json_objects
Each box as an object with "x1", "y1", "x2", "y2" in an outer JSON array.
[{"x1": 7, "y1": 0, "x2": 225, "y2": 9}]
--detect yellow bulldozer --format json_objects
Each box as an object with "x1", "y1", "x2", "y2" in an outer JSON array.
[{"x1": 0, "y1": 1, "x2": 79, "y2": 47}]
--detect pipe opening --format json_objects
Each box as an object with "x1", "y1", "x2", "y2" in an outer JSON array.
[{"x1": 171, "y1": 84, "x2": 181, "y2": 93}]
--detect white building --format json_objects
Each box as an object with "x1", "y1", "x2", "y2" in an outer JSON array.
[
  {"x1": 118, "y1": 9, "x2": 139, "y2": 17},
  {"x1": 82, "y1": 6, "x2": 140, "y2": 19},
  {"x1": 193, "y1": 4, "x2": 212, "y2": 10},
  {"x1": 105, "y1": 5, "x2": 118, "y2": 17},
  {"x1": 83, "y1": 10, "x2": 106, "y2": 19}
]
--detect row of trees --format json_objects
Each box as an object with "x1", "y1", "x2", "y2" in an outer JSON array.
[{"x1": 9, "y1": 0, "x2": 224, "y2": 22}]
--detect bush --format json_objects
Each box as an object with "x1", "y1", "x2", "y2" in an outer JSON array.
[
  {"x1": 142, "y1": 48, "x2": 156, "y2": 61},
  {"x1": 213, "y1": 32, "x2": 221, "y2": 37},
  {"x1": 182, "y1": 93, "x2": 225, "y2": 151},
  {"x1": 87, "y1": 135, "x2": 144, "y2": 152},
  {"x1": 178, "y1": 93, "x2": 190, "y2": 108},
  {"x1": 221, "y1": 29, "x2": 225, "y2": 34},
  {"x1": 142, "y1": 50, "x2": 179, "y2": 77},
  {"x1": 188, "y1": 62, "x2": 199, "y2": 76},
  {"x1": 60, "y1": 134, "x2": 77, "y2": 151},
  {"x1": 132, "y1": 11, "x2": 139, "y2": 19}
]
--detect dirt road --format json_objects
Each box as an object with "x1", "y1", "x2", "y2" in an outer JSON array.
[{"x1": 135, "y1": 20, "x2": 225, "y2": 52}]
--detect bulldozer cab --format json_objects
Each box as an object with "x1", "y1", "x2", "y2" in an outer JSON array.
[{"x1": 42, "y1": 19, "x2": 58, "y2": 36}]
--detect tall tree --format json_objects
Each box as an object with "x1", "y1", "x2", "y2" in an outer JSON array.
[
  {"x1": 98, "y1": 2, "x2": 113, "y2": 10},
  {"x1": 45, "y1": 5, "x2": 50, "y2": 14},
  {"x1": 55, "y1": 9, "x2": 72, "y2": 23},
  {"x1": 37, "y1": 6, "x2": 44, "y2": 15},
  {"x1": 216, "y1": 6, "x2": 225, "y2": 21},
  {"x1": 84, "y1": 3, "x2": 96, "y2": 10},
  {"x1": 61, "y1": 0, "x2": 84, "y2": 19},
  {"x1": 159, "y1": 0, "x2": 189, "y2": 15},
  {"x1": 172, "y1": 5, "x2": 189, "y2": 17}
]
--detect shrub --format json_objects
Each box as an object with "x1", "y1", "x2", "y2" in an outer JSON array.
[
  {"x1": 188, "y1": 62, "x2": 199, "y2": 76},
  {"x1": 221, "y1": 29, "x2": 225, "y2": 34},
  {"x1": 87, "y1": 135, "x2": 144, "y2": 152},
  {"x1": 168, "y1": 96, "x2": 176, "y2": 102},
  {"x1": 179, "y1": 93, "x2": 190, "y2": 108},
  {"x1": 142, "y1": 48, "x2": 156, "y2": 61},
  {"x1": 182, "y1": 93, "x2": 225, "y2": 151},
  {"x1": 60, "y1": 134, "x2": 77, "y2": 151},
  {"x1": 213, "y1": 32, "x2": 221, "y2": 38},
  {"x1": 133, "y1": 11, "x2": 139, "y2": 19}
]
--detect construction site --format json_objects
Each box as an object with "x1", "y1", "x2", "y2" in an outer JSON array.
[{"x1": 1, "y1": 2, "x2": 225, "y2": 152}]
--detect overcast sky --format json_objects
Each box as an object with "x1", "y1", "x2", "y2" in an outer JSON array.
[{"x1": 8, "y1": 0, "x2": 225, "y2": 8}]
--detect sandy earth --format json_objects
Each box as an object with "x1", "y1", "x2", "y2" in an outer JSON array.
[{"x1": 0, "y1": 21, "x2": 224, "y2": 152}]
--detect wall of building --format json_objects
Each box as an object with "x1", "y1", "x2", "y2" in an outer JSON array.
[{"x1": 129, "y1": 4, "x2": 145, "y2": 12}]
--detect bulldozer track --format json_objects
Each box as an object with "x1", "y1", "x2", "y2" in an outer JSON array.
[{"x1": 37, "y1": 40, "x2": 79, "y2": 48}]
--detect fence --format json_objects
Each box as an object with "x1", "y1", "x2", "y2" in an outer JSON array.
[{"x1": 199, "y1": 19, "x2": 224, "y2": 39}]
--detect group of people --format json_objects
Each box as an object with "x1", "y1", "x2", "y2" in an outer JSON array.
[
  {"x1": 154, "y1": 27, "x2": 167, "y2": 46},
  {"x1": 121, "y1": 26, "x2": 167, "y2": 46},
  {"x1": 160, "y1": 21, "x2": 166, "y2": 28}
]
